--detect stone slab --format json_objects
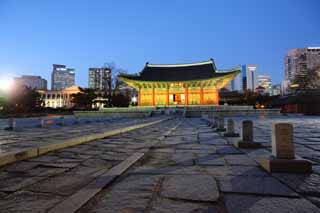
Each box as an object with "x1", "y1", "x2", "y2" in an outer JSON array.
[
  {"x1": 0, "y1": 191, "x2": 63, "y2": 212},
  {"x1": 0, "y1": 118, "x2": 169, "y2": 168},
  {"x1": 224, "y1": 132, "x2": 240, "y2": 137},
  {"x1": 150, "y1": 198, "x2": 221, "y2": 213},
  {"x1": 225, "y1": 194, "x2": 319, "y2": 213},
  {"x1": 234, "y1": 141, "x2": 262, "y2": 149},
  {"x1": 218, "y1": 176, "x2": 298, "y2": 197},
  {"x1": 161, "y1": 175, "x2": 219, "y2": 202},
  {"x1": 205, "y1": 166, "x2": 269, "y2": 177},
  {"x1": 259, "y1": 157, "x2": 312, "y2": 173},
  {"x1": 48, "y1": 152, "x2": 144, "y2": 213}
]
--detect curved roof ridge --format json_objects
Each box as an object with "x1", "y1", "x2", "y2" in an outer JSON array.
[{"x1": 146, "y1": 59, "x2": 213, "y2": 68}]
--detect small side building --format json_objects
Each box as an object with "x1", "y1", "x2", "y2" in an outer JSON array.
[{"x1": 38, "y1": 86, "x2": 81, "y2": 108}]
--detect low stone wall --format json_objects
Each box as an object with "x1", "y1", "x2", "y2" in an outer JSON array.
[
  {"x1": 74, "y1": 109, "x2": 153, "y2": 118},
  {"x1": 188, "y1": 107, "x2": 281, "y2": 118}
]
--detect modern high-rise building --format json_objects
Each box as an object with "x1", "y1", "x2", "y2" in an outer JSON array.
[
  {"x1": 258, "y1": 75, "x2": 272, "y2": 94},
  {"x1": 88, "y1": 67, "x2": 111, "y2": 94},
  {"x1": 281, "y1": 80, "x2": 290, "y2": 95},
  {"x1": 51, "y1": 64, "x2": 75, "y2": 90},
  {"x1": 284, "y1": 47, "x2": 320, "y2": 88},
  {"x1": 243, "y1": 64, "x2": 258, "y2": 91},
  {"x1": 14, "y1": 75, "x2": 47, "y2": 90},
  {"x1": 227, "y1": 64, "x2": 258, "y2": 92}
]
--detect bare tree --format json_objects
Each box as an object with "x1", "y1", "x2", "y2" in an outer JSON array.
[
  {"x1": 103, "y1": 62, "x2": 128, "y2": 106},
  {"x1": 308, "y1": 66, "x2": 320, "y2": 89}
]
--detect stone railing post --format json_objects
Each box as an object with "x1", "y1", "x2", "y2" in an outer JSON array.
[
  {"x1": 259, "y1": 123, "x2": 312, "y2": 173},
  {"x1": 224, "y1": 119, "x2": 239, "y2": 137},
  {"x1": 234, "y1": 120, "x2": 261, "y2": 148}
]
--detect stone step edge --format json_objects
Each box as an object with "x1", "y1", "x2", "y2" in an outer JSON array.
[
  {"x1": 48, "y1": 152, "x2": 145, "y2": 213},
  {"x1": 0, "y1": 118, "x2": 171, "y2": 167}
]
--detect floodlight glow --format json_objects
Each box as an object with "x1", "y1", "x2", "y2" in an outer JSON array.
[
  {"x1": 0, "y1": 77, "x2": 13, "y2": 92},
  {"x1": 132, "y1": 96, "x2": 137, "y2": 103}
]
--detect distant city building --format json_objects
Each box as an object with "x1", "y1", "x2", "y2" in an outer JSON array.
[
  {"x1": 258, "y1": 75, "x2": 272, "y2": 94},
  {"x1": 271, "y1": 84, "x2": 281, "y2": 96},
  {"x1": 227, "y1": 64, "x2": 258, "y2": 92},
  {"x1": 88, "y1": 67, "x2": 111, "y2": 94},
  {"x1": 281, "y1": 80, "x2": 290, "y2": 95},
  {"x1": 243, "y1": 64, "x2": 258, "y2": 91},
  {"x1": 14, "y1": 75, "x2": 47, "y2": 90},
  {"x1": 39, "y1": 86, "x2": 81, "y2": 108},
  {"x1": 285, "y1": 47, "x2": 320, "y2": 88},
  {"x1": 51, "y1": 64, "x2": 75, "y2": 90}
]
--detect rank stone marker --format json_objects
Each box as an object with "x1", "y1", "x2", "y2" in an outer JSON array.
[
  {"x1": 216, "y1": 117, "x2": 226, "y2": 132},
  {"x1": 234, "y1": 120, "x2": 262, "y2": 148},
  {"x1": 211, "y1": 117, "x2": 218, "y2": 128},
  {"x1": 5, "y1": 118, "x2": 16, "y2": 130},
  {"x1": 272, "y1": 123, "x2": 294, "y2": 159},
  {"x1": 259, "y1": 123, "x2": 312, "y2": 173},
  {"x1": 224, "y1": 119, "x2": 240, "y2": 137}
]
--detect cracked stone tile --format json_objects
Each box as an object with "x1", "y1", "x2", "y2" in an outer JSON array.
[
  {"x1": 0, "y1": 174, "x2": 46, "y2": 192},
  {"x1": 195, "y1": 154, "x2": 226, "y2": 166},
  {"x1": 224, "y1": 194, "x2": 319, "y2": 213},
  {"x1": 67, "y1": 165, "x2": 104, "y2": 176},
  {"x1": 4, "y1": 161, "x2": 40, "y2": 173},
  {"x1": 23, "y1": 166, "x2": 68, "y2": 177},
  {"x1": 273, "y1": 173, "x2": 320, "y2": 196},
  {"x1": 81, "y1": 159, "x2": 113, "y2": 169},
  {"x1": 27, "y1": 155, "x2": 59, "y2": 163},
  {"x1": 218, "y1": 176, "x2": 298, "y2": 197},
  {"x1": 150, "y1": 198, "x2": 223, "y2": 213},
  {"x1": 205, "y1": 166, "x2": 269, "y2": 178},
  {"x1": 169, "y1": 153, "x2": 195, "y2": 166},
  {"x1": 27, "y1": 174, "x2": 96, "y2": 196},
  {"x1": 112, "y1": 174, "x2": 162, "y2": 191},
  {"x1": 80, "y1": 175, "x2": 161, "y2": 212},
  {"x1": 216, "y1": 146, "x2": 243, "y2": 154},
  {"x1": 224, "y1": 155, "x2": 258, "y2": 166},
  {"x1": 131, "y1": 166, "x2": 204, "y2": 175},
  {"x1": 161, "y1": 175, "x2": 219, "y2": 202},
  {"x1": 0, "y1": 191, "x2": 63, "y2": 213}
]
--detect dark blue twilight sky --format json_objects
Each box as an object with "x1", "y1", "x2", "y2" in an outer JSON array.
[{"x1": 0, "y1": 0, "x2": 319, "y2": 87}]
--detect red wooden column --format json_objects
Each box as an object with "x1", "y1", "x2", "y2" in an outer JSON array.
[
  {"x1": 215, "y1": 87, "x2": 219, "y2": 105},
  {"x1": 185, "y1": 85, "x2": 189, "y2": 105},
  {"x1": 138, "y1": 87, "x2": 141, "y2": 106},
  {"x1": 200, "y1": 86, "x2": 204, "y2": 105},
  {"x1": 166, "y1": 87, "x2": 169, "y2": 106},
  {"x1": 152, "y1": 87, "x2": 155, "y2": 106}
]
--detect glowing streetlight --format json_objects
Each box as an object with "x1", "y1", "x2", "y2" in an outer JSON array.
[{"x1": 0, "y1": 77, "x2": 14, "y2": 93}]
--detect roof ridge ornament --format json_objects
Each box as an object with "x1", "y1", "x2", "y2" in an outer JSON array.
[{"x1": 146, "y1": 59, "x2": 213, "y2": 68}]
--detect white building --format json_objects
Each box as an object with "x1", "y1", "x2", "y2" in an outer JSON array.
[{"x1": 39, "y1": 86, "x2": 81, "y2": 108}]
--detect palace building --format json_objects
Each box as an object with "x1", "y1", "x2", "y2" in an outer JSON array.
[{"x1": 119, "y1": 59, "x2": 240, "y2": 106}]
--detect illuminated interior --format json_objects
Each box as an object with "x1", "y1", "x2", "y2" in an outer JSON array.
[{"x1": 120, "y1": 72, "x2": 238, "y2": 106}]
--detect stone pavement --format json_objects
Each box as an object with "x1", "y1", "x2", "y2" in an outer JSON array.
[
  {"x1": 0, "y1": 117, "x2": 320, "y2": 212},
  {"x1": 0, "y1": 116, "x2": 162, "y2": 154}
]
